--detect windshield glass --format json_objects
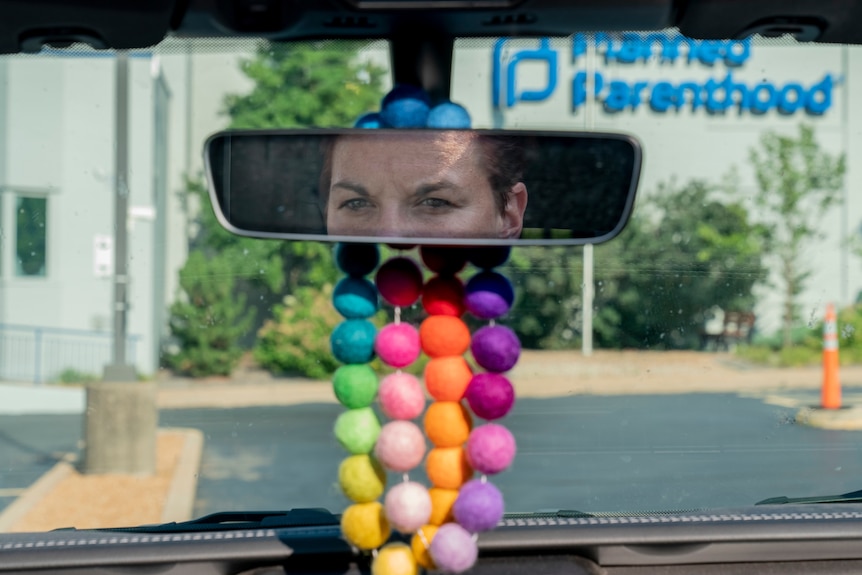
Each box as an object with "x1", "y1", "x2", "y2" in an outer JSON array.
[{"x1": 0, "y1": 34, "x2": 860, "y2": 532}]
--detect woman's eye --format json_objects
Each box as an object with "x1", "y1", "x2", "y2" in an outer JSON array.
[
  {"x1": 339, "y1": 198, "x2": 372, "y2": 210},
  {"x1": 420, "y1": 198, "x2": 455, "y2": 209}
]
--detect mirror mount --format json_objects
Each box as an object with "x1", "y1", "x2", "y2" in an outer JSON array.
[{"x1": 390, "y1": 34, "x2": 454, "y2": 102}]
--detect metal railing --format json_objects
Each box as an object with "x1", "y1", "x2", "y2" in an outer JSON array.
[{"x1": 0, "y1": 324, "x2": 140, "y2": 383}]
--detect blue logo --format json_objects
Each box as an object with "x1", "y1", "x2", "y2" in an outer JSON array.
[{"x1": 492, "y1": 35, "x2": 837, "y2": 116}]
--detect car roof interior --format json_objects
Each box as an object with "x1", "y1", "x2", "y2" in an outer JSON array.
[{"x1": 1, "y1": 1, "x2": 857, "y2": 100}]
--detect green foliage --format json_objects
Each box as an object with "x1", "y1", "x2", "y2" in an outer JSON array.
[
  {"x1": 54, "y1": 368, "x2": 99, "y2": 385},
  {"x1": 164, "y1": 251, "x2": 253, "y2": 377},
  {"x1": 736, "y1": 304, "x2": 862, "y2": 367},
  {"x1": 504, "y1": 179, "x2": 767, "y2": 350},
  {"x1": 748, "y1": 124, "x2": 846, "y2": 347},
  {"x1": 225, "y1": 41, "x2": 386, "y2": 129}
]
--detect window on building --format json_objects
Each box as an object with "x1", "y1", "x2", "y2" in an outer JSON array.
[{"x1": 15, "y1": 195, "x2": 47, "y2": 277}]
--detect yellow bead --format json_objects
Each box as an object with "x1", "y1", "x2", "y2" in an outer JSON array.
[
  {"x1": 372, "y1": 543, "x2": 418, "y2": 575},
  {"x1": 410, "y1": 525, "x2": 438, "y2": 570},
  {"x1": 339, "y1": 455, "x2": 386, "y2": 503},
  {"x1": 341, "y1": 502, "x2": 390, "y2": 550}
]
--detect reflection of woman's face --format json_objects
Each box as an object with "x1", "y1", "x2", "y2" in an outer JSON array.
[{"x1": 325, "y1": 132, "x2": 526, "y2": 238}]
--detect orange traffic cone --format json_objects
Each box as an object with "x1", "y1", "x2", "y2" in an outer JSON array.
[{"x1": 822, "y1": 303, "x2": 841, "y2": 409}]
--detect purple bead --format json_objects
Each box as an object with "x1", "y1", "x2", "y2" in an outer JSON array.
[
  {"x1": 465, "y1": 373, "x2": 515, "y2": 420},
  {"x1": 453, "y1": 479, "x2": 504, "y2": 532},
  {"x1": 465, "y1": 271, "x2": 514, "y2": 319},
  {"x1": 429, "y1": 522, "x2": 478, "y2": 573},
  {"x1": 471, "y1": 325, "x2": 521, "y2": 373},
  {"x1": 468, "y1": 246, "x2": 510, "y2": 269},
  {"x1": 467, "y1": 424, "x2": 516, "y2": 475}
]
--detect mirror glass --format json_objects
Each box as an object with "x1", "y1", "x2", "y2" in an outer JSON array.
[{"x1": 205, "y1": 129, "x2": 641, "y2": 245}]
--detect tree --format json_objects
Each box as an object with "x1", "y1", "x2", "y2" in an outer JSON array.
[
  {"x1": 166, "y1": 42, "x2": 385, "y2": 376},
  {"x1": 504, "y1": 179, "x2": 767, "y2": 350},
  {"x1": 748, "y1": 124, "x2": 845, "y2": 348}
]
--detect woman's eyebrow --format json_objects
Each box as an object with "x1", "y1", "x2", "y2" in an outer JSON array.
[
  {"x1": 331, "y1": 180, "x2": 369, "y2": 196},
  {"x1": 415, "y1": 181, "x2": 461, "y2": 197}
]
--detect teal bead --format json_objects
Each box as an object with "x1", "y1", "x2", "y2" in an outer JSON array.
[
  {"x1": 331, "y1": 319, "x2": 377, "y2": 364},
  {"x1": 333, "y1": 277, "x2": 378, "y2": 319}
]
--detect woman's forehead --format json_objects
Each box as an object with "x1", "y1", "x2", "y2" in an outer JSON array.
[{"x1": 333, "y1": 131, "x2": 480, "y2": 164}]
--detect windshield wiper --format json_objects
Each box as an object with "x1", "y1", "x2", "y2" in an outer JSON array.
[
  {"x1": 756, "y1": 489, "x2": 862, "y2": 505},
  {"x1": 55, "y1": 508, "x2": 340, "y2": 533}
]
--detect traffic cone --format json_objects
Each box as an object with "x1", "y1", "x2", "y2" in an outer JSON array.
[{"x1": 821, "y1": 303, "x2": 841, "y2": 409}]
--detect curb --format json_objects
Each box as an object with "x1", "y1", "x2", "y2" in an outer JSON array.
[
  {"x1": 0, "y1": 427, "x2": 204, "y2": 532},
  {"x1": 161, "y1": 428, "x2": 204, "y2": 523},
  {"x1": 795, "y1": 406, "x2": 862, "y2": 430},
  {"x1": 0, "y1": 454, "x2": 76, "y2": 532}
]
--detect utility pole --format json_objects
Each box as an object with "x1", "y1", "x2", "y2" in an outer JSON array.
[
  {"x1": 84, "y1": 52, "x2": 156, "y2": 476},
  {"x1": 582, "y1": 34, "x2": 596, "y2": 357}
]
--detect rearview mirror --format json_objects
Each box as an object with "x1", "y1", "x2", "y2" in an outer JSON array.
[{"x1": 204, "y1": 129, "x2": 641, "y2": 246}]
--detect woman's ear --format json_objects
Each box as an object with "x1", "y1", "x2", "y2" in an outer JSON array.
[{"x1": 500, "y1": 182, "x2": 528, "y2": 239}]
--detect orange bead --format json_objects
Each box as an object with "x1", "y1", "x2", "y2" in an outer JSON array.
[
  {"x1": 424, "y1": 401, "x2": 472, "y2": 447},
  {"x1": 428, "y1": 488, "x2": 459, "y2": 525},
  {"x1": 420, "y1": 316, "x2": 471, "y2": 358},
  {"x1": 424, "y1": 356, "x2": 472, "y2": 401},
  {"x1": 411, "y1": 525, "x2": 439, "y2": 569},
  {"x1": 426, "y1": 447, "x2": 473, "y2": 489}
]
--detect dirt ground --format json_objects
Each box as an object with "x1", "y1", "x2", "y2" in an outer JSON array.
[{"x1": 155, "y1": 350, "x2": 859, "y2": 409}]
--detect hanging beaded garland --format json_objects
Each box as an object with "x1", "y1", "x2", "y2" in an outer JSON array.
[{"x1": 330, "y1": 243, "x2": 521, "y2": 575}]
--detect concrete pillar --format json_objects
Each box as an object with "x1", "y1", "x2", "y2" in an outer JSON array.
[{"x1": 84, "y1": 381, "x2": 157, "y2": 475}]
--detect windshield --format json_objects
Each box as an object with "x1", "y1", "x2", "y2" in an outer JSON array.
[{"x1": 0, "y1": 34, "x2": 860, "y2": 532}]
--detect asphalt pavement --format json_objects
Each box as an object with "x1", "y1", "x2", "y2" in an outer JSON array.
[{"x1": 158, "y1": 394, "x2": 862, "y2": 517}]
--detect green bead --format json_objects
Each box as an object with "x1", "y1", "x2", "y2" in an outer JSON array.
[
  {"x1": 333, "y1": 364, "x2": 379, "y2": 409},
  {"x1": 334, "y1": 407, "x2": 381, "y2": 454}
]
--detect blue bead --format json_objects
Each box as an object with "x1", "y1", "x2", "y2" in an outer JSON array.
[
  {"x1": 382, "y1": 84, "x2": 431, "y2": 108},
  {"x1": 333, "y1": 277, "x2": 378, "y2": 319},
  {"x1": 427, "y1": 102, "x2": 472, "y2": 129},
  {"x1": 331, "y1": 319, "x2": 377, "y2": 364},
  {"x1": 354, "y1": 112, "x2": 386, "y2": 129},
  {"x1": 380, "y1": 98, "x2": 430, "y2": 128},
  {"x1": 335, "y1": 243, "x2": 380, "y2": 277}
]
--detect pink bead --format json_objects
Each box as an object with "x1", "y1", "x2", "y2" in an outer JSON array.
[
  {"x1": 466, "y1": 424, "x2": 516, "y2": 475},
  {"x1": 379, "y1": 372, "x2": 426, "y2": 420},
  {"x1": 384, "y1": 481, "x2": 432, "y2": 533},
  {"x1": 375, "y1": 323, "x2": 420, "y2": 368},
  {"x1": 374, "y1": 420, "x2": 426, "y2": 472}
]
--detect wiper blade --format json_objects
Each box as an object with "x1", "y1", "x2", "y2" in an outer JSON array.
[
  {"x1": 57, "y1": 508, "x2": 340, "y2": 533},
  {"x1": 756, "y1": 489, "x2": 862, "y2": 505}
]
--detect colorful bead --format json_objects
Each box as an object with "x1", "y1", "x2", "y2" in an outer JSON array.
[
  {"x1": 422, "y1": 275, "x2": 466, "y2": 317},
  {"x1": 334, "y1": 407, "x2": 381, "y2": 455},
  {"x1": 384, "y1": 481, "x2": 432, "y2": 533},
  {"x1": 424, "y1": 356, "x2": 473, "y2": 402},
  {"x1": 467, "y1": 246, "x2": 511, "y2": 269},
  {"x1": 428, "y1": 487, "x2": 459, "y2": 525},
  {"x1": 466, "y1": 424, "x2": 516, "y2": 475},
  {"x1": 375, "y1": 323, "x2": 421, "y2": 368},
  {"x1": 331, "y1": 319, "x2": 377, "y2": 365},
  {"x1": 339, "y1": 454, "x2": 387, "y2": 503},
  {"x1": 429, "y1": 523, "x2": 478, "y2": 573},
  {"x1": 378, "y1": 372, "x2": 426, "y2": 420},
  {"x1": 453, "y1": 479, "x2": 504, "y2": 532},
  {"x1": 376, "y1": 257, "x2": 424, "y2": 307},
  {"x1": 419, "y1": 246, "x2": 468, "y2": 275},
  {"x1": 335, "y1": 243, "x2": 380, "y2": 277},
  {"x1": 465, "y1": 372, "x2": 515, "y2": 420},
  {"x1": 471, "y1": 325, "x2": 521, "y2": 373},
  {"x1": 420, "y1": 316, "x2": 471, "y2": 358},
  {"x1": 332, "y1": 364, "x2": 379, "y2": 409},
  {"x1": 333, "y1": 277, "x2": 379, "y2": 319},
  {"x1": 411, "y1": 525, "x2": 438, "y2": 569},
  {"x1": 372, "y1": 542, "x2": 419, "y2": 575},
  {"x1": 374, "y1": 420, "x2": 427, "y2": 472},
  {"x1": 465, "y1": 271, "x2": 514, "y2": 319},
  {"x1": 424, "y1": 402, "x2": 472, "y2": 448},
  {"x1": 426, "y1": 447, "x2": 473, "y2": 489},
  {"x1": 341, "y1": 501, "x2": 391, "y2": 550}
]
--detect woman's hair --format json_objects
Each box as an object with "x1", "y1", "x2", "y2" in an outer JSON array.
[{"x1": 318, "y1": 131, "x2": 527, "y2": 217}]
